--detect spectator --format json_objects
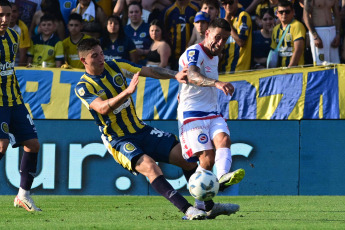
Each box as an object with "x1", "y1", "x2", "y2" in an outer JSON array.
[
  {"x1": 255, "y1": 0, "x2": 278, "y2": 28},
  {"x1": 72, "y1": 0, "x2": 107, "y2": 38},
  {"x1": 188, "y1": 11, "x2": 210, "y2": 46},
  {"x1": 146, "y1": 19, "x2": 172, "y2": 68},
  {"x1": 29, "y1": 0, "x2": 66, "y2": 40},
  {"x1": 124, "y1": 2, "x2": 151, "y2": 65},
  {"x1": 27, "y1": 14, "x2": 64, "y2": 67},
  {"x1": 95, "y1": 0, "x2": 113, "y2": 17},
  {"x1": 11, "y1": 0, "x2": 42, "y2": 28},
  {"x1": 63, "y1": 13, "x2": 92, "y2": 69},
  {"x1": 188, "y1": 0, "x2": 220, "y2": 46},
  {"x1": 9, "y1": 3, "x2": 30, "y2": 66},
  {"x1": 142, "y1": 0, "x2": 173, "y2": 11},
  {"x1": 101, "y1": 15, "x2": 137, "y2": 62},
  {"x1": 59, "y1": 0, "x2": 78, "y2": 26},
  {"x1": 303, "y1": 0, "x2": 340, "y2": 65},
  {"x1": 219, "y1": 0, "x2": 253, "y2": 73},
  {"x1": 270, "y1": 0, "x2": 305, "y2": 67},
  {"x1": 113, "y1": 0, "x2": 150, "y2": 25},
  {"x1": 252, "y1": 8, "x2": 275, "y2": 69},
  {"x1": 164, "y1": 0, "x2": 199, "y2": 70}
]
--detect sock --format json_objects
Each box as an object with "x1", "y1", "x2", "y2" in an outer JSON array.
[
  {"x1": 183, "y1": 165, "x2": 198, "y2": 182},
  {"x1": 20, "y1": 151, "x2": 38, "y2": 191},
  {"x1": 0, "y1": 153, "x2": 4, "y2": 161},
  {"x1": 151, "y1": 175, "x2": 191, "y2": 213},
  {"x1": 215, "y1": 148, "x2": 232, "y2": 180},
  {"x1": 18, "y1": 187, "x2": 30, "y2": 198}
]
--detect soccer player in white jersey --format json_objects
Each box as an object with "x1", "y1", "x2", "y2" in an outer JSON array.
[{"x1": 178, "y1": 18, "x2": 245, "y2": 219}]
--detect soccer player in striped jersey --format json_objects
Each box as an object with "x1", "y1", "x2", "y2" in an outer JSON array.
[
  {"x1": 0, "y1": 0, "x2": 41, "y2": 212},
  {"x1": 75, "y1": 38, "x2": 206, "y2": 220}
]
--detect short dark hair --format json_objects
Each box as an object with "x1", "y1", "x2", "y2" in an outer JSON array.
[
  {"x1": 278, "y1": 0, "x2": 293, "y2": 9},
  {"x1": 201, "y1": 0, "x2": 220, "y2": 10},
  {"x1": 208, "y1": 18, "x2": 231, "y2": 32},
  {"x1": 40, "y1": 14, "x2": 56, "y2": 23},
  {"x1": 68, "y1": 13, "x2": 83, "y2": 23},
  {"x1": 128, "y1": 1, "x2": 142, "y2": 12},
  {"x1": 77, "y1": 38, "x2": 100, "y2": 54},
  {"x1": 260, "y1": 8, "x2": 275, "y2": 19},
  {"x1": 0, "y1": 0, "x2": 11, "y2": 7}
]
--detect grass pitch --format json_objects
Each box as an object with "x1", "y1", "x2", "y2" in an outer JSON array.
[{"x1": 1, "y1": 196, "x2": 345, "y2": 229}]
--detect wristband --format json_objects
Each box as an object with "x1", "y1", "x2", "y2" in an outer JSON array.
[{"x1": 107, "y1": 99, "x2": 114, "y2": 110}]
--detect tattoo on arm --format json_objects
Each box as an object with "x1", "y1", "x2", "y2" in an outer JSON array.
[
  {"x1": 150, "y1": 67, "x2": 177, "y2": 79},
  {"x1": 189, "y1": 66, "x2": 216, "y2": 87},
  {"x1": 304, "y1": 0, "x2": 316, "y2": 33}
]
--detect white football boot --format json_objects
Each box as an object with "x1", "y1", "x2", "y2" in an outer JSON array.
[
  {"x1": 206, "y1": 203, "x2": 240, "y2": 219},
  {"x1": 183, "y1": 206, "x2": 206, "y2": 220},
  {"x1": 14, "y1": 195, "x2": 42, "y2": 212}
]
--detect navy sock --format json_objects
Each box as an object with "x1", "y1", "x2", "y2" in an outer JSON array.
[
  {"x1": 204, "y1": 200, "x2": 215, "y2": 211},
  {"x1": 0, "y1": 153, "x2": 4, "y2": 161},
  {"x1": 151, "y1": 175, "x2": 191, "y2": 213},
  {"x1": 183, "y1": 166, "x2": 198, "y2": 182},
  {"x1": 20, "y1": 151, "x2": 38, "y2": 190}
]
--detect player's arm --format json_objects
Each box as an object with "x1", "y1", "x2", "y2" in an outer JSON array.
[
  {"x1": 188, "y1": 65, "x2": 234, "y2": 96},
  {"x1": 303, "y1": 0, "x2": 323, "y2": 48},
  {"x1": 140, "y1": 66, "x2": 188, "y2": 83},
  {"x1": 288, "y1": 39, "x2": 305, "y2": 67},
  {"x1": 89, "y1": 72, "x2": 139, "y2": 115},
  {"x1": 331, "y1": 1, "x2": 341, "y2": 47}
]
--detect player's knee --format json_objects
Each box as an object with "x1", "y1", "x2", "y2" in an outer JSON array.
[{"x1": 23, "y1": 139, "x2": 40, "y2": 153}]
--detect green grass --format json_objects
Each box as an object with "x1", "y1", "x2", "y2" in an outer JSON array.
[{"x1": 1, "y1": 196, "x2": 345, "y2": 229}]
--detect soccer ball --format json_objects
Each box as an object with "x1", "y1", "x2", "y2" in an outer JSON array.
[{"x1": 188, "y1": 170, "x2": 219, "y2": 201}]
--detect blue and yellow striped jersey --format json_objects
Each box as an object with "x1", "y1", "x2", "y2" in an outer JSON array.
[
  {"x1": 271, "y1": 19, "x2": 306, "y2": 67},
  {"x1": 220, "y1": 9, "x2": 252, "y2": 73},
  {"x1": 0, "y1": 28, "x2": 23, "y2": 107},
  {"x1": 164, "y1": 1, "x2": 199, "y2": 61},
  {"x1": 63, "y1": 33, "x2": 92, "y2": 69},
  {"x1": 75, "y1": 59, "x2": 146, "y2": 141}
]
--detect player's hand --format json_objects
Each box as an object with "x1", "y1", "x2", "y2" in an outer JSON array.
[
  {"x1": 331, "y1": 34, "x2": 340, "y2": 48},
  {"x1": 314, "y1": 36, "x2": 323, "y2": 49},
  {"x1": 215, "y1": 81, "x2": 234, "y2": 96},
  {"x1": 175, "y1": 66, "x2": 188, "y2": 84},
  {"x1": 127, "y1": 72, "x2": 139, "y2": 94}
]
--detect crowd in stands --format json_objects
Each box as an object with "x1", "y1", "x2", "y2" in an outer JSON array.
[{"x1": 8, "y1": 0, "x2": 345, "y2": 73}]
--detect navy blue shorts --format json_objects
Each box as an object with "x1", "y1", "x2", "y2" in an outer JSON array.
[
  {"x1": 104, "y1": 125, "x2": 179, "y2": 173},
  {"x1": 0, "y1": 104, "x2": 38, "y2": 148}
]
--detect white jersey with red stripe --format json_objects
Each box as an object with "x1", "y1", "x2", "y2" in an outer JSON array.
[{"x1": 178, "y1": 43, "x2": 220, "y2": 124}]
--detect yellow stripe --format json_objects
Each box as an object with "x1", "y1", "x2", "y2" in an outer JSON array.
[
  {"x1": 109, "y1": 143, "x2": 133, "y2": 171},
  {"x1": 135, "y1": 77, "x2": 146, "y2": 119}
]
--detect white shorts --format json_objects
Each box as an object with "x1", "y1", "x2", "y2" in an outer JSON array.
[
  {"x1": 179, "y1": 116, "x2": 230, "y2": 161},
  {"x1": 309, "y1": 26, "x2": 340, "y2": 65}
]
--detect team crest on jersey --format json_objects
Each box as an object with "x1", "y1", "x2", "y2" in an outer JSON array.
[
  {"x1": 285, "y1": 33, "x2": 292, "y2": 42},
  {"x1": 117, "y1": 46, "x2": 124, "y2": 52},
  {"x1": 319, "y1": 54, "x2": 325, "y2": 61},
  {"x1": 64, "y1": 1, "x2": 72, "y2": 8},
  {"x1": 198, "y1": 133, "x2": 208, "y2": 144},
  {"x1": 78, "y1": 87, "x2": 85, "y2": 96},
  {"x1": 139, "y1": 32, "x2": 146, "y2": 38},
  {"x1": 124, "y1": 142, "x2": 136, "y2": 153},
  {"x1": 1, "y1": 122, "x2": 9, "y2": 134},
  {"x1": 12, "y1": 43, "x2": 18, "y2": 55},
  {"x1": 113, "y1": 74, "x2": 124, "y2": 87},
  {"x1": 48, "y1": 49, "x2": 54, "y2": 56},
  {"x1": 187, "y1": 49, "x2": 199, "y2": 64}
]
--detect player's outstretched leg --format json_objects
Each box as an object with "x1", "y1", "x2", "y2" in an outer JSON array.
[{"x1": 218, "y1": 168, "x2": 245, "y2": 192}]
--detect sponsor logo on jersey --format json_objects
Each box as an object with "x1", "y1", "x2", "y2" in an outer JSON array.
[
  {"x1": 113, "y1": 98, "x2": 131, "y2": 114},
  {"x1": 124, "y1": 142, "x2": 136, "y2": 153},
  {"x1": 187, "y1": 49, "x2": 199, "y2": 63},
  {"x1": 198, "y1": 133, "x2": 208, "y2": 144},
  {"x1": 113, "y1": 73, "x2": 124, "y2": 87},
  {"x1": 78, "y1": 87, "x2": 85, "y2": 96},
  {"x1": 1, "y1": 122, "x2": 9, "y2": 134}
]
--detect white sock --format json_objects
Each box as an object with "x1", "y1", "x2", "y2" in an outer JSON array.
[
  {"x1": 18, "y1": 187, "x2": 30, "y2": 198},
  {"x1": 194, "y1": 165, "x2": 207, "y2": 210},
  {"x1": 215, "y1": 148, "x2": 232, "y2": 180}
]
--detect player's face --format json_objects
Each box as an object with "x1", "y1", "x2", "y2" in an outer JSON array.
[
  {"x1": 277, "y1": 6, "x2": 294, "y2": 24},
  {"x1": 201, "y1": 4, "x2": 219, "y2": 20},
  {"x1": 82, "y1": 45, "x2": 105, "y2": 75},
  {"x1": 68, "y1": 20, "x2": 82, "y2": 36},
  {"x1": 107, "y1": 18, "x2": 119, "y2": 34},
  {"x1": 40, "y1": 20, "x2": 55, "y2": 36},
  {"x1": 0, "y1": 5, "x2": 11, "y2": 35},
  {"x1": 194, "y1": 21, "x2": 208, "y2": 35},
  {"x1": 204, "y1": 27, "x2": 230, "y2": 56},
  {"x1": 128, "y1": 5, "x2": 142, "y2": 24},
  {"x1": 149, "y1": 25, "x2": 162, "y2": 41}
]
